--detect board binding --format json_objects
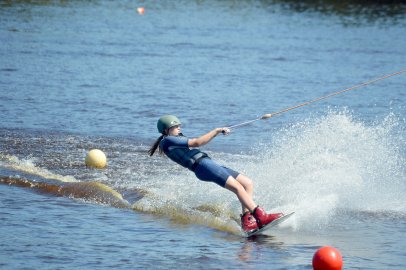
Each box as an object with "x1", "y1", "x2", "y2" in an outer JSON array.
[{"x1": 245, "y1": 211, "x2": 295, "y2": 237}]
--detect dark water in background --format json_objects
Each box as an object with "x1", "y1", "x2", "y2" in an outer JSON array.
[{"x1": 1, "y1": 1, "x2": 406, "y2": 269}]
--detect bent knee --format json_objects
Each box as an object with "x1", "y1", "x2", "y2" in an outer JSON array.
[
  {"x1": 225, "y1": 177, "x2": 245, "y2": 194},
  {"x1": 237, "y1": 175, "x2": 254, "y2": 190},
  {"x1": 245, "y1": 178, "x2": 253, "y2": 190}
]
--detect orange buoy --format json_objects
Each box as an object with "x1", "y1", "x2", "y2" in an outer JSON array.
[
  {"x1": 312, "y1": 246, "x2": 343, "y2": 270},
  {"x1": 137, "y1": 7, "x2": 145, "y2": 15}
]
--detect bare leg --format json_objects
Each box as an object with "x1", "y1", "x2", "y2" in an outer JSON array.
[
  {"x1": 235, "y1": 174, "x2": 254, "y2": 213},
  {"x1": 225, "y1": 176, "x2": 256, "y2": 213}
]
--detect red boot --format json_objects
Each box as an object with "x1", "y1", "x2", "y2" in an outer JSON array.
[
  {"x1": 241, "y1": 211, "x2": 258, "y2": 233},
  {"x1": 253, "y1": 206, "x2": 283, "y2": 228}
]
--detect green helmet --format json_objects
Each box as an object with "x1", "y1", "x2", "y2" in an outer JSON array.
[{"x1": 157, "y1": 115, "x2": 181, "y2": 134}]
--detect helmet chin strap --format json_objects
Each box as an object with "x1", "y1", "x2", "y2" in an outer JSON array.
[{"x1": 226, "y1": 70, "x2": 405, "y2": 132}]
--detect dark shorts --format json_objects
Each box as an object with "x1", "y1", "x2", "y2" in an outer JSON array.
[{"x1": 193, "y1": 158, "x2": 240, "y2": 187}]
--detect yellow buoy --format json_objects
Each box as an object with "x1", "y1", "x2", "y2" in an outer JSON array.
[{"x1": 85, "y1": 149, "x2": 107, "y2": 169}]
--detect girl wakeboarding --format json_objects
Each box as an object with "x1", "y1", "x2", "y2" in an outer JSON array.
[{"x1": 148, "y1": 115, "x2": 283, "y2": 233}]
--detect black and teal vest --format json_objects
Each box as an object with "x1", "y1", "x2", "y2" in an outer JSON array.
[{"x1": 159, "y1": 135, "x2": 208, "y2": 171}]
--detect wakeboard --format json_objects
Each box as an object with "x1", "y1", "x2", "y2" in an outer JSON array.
[{"x1": 246, "y1": 212, "x2": 295, "y2": 237}]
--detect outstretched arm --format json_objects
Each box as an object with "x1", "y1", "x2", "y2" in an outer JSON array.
[{"x1": 188, "y1": 127, "x2": 230, "y2": 147}]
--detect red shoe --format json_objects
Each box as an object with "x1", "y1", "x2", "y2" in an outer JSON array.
[
  {"x1": 241, "y1": 211, "x2": 258, "y2": 233},
  {"x1": 253, "y1": 206, "x2": 283, "y2": 228}
]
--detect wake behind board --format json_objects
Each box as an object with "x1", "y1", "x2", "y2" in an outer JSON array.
[{"x1": 246, "y1": 212, "x2": 295, "y2": 237}]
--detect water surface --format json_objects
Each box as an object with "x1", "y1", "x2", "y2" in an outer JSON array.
[{"x1": 1, "y1": 1, "x2": 405, "y2": 269}]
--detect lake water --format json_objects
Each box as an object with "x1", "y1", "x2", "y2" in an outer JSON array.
[{"x1": 1, "y1": 1, "x2": 406, "y2": 269}]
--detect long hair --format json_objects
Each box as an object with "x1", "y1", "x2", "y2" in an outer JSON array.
[{"x1": 148, "y1": 134, "x2": 165, "y2": 156}]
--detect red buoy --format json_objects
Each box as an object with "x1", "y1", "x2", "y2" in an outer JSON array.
[{"x1": 312, "y1": 246, "x2": 343, "y2": 270}]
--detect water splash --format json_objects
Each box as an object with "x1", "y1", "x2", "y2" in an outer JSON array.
[
  {"x1": 1, "y1": 111, "x2": 404, "y2": 234},
  {"x1": 127, "y1": 111, "x2": 405, "y2": 232},
  {"x1": 248, "y1": 110, "x2": 406, "y2": 230},
  {"x1": 0, "y1": 154, "x2": 129, "y2": 208},
  {"x1": 0, "y1": 153, "x2": 77, "y2": 182}
]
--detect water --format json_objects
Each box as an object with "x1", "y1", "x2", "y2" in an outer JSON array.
[{"x1": 1, "y1": 0, "x2": 406, "y2": 269}]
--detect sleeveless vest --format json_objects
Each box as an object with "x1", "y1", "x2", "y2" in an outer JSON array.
[{"x1": 162, "y1": 137, "x2": 208, "y2": 171}]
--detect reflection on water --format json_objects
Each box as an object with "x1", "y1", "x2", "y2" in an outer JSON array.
[
  {"x1": 238, "y1": 235, "x2": 288, "y2": 263},
  {"x1": 273, "y1": 0, "x2": 406, "y2": 24},
  {"x1": 1, "y1": 0, "x2": 405, "y2": 24}
]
